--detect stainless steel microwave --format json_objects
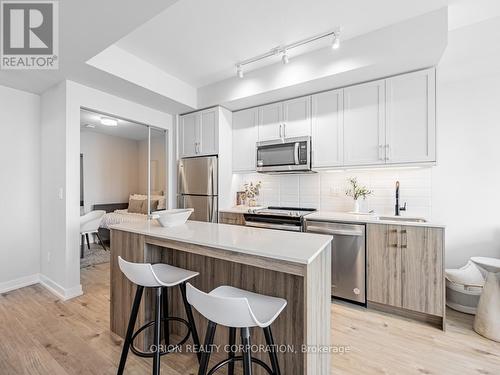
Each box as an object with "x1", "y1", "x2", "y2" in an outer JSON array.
[{"x1": 256, "y1": 136, "x2": 312, "y2": 173}]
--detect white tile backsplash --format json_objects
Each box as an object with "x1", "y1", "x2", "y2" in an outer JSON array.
[{"x1": 231, "y1": 167, "x2": 432, "y2": 218}]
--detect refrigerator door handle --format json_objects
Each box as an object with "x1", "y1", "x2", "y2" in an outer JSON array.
[{"x1": 208, "y1": 197, "x2": 213, "y2": 222}]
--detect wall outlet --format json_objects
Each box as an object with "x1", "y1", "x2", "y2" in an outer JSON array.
[
  {"x1": 58, "y1": 187, "x2": 64, "y2": 200},
  {"x1": 47, "y1": 252, "x2": 51, "y2": 263}
]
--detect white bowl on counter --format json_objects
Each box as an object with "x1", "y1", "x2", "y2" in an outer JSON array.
[{"x1": 154, "y1": 208, "x2": 194, "y2": 227}]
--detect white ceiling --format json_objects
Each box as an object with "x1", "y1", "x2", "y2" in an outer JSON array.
[
  {"x1": 116, "y1": 0, "x2": 459, "y2": 88},
  {"x1": 80, "y1": 109, "x2": 149, "y2": 141}
]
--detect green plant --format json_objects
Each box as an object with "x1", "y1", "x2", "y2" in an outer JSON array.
[
  {"x1": 345, "y1": 177, "x2": 372, "y2": 200},
  {"x1": 242, "y1": 181, "x2": 262, "y2": 199}
]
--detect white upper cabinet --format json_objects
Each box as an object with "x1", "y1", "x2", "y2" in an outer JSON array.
[
  {"x1": 312, "y1": 89, "x2": 343, "y2": 167},
  {"x1": 179, "y1": 108, "x2": 219, "y2": 158},
  {"x1": 257, "y1": 102, "x2": 282, "y2": 141},
  {"x1": 343, "y1": 80, "x2": 386, "y2": 166},
  {"x1": 199, "y1": 108, "x2": 218, "y2": 156},
  {"x1": 385, "y1": 68, "x2": 436, "y2": 163},
  {"x1": 179, "y1": 112, "x2": 198, "y2": 158},
  {"x1": 232, "y1": 108, "x2": 258, "y2": 171},
  {"x1": 282, "y1": 96, "x2": 312, "y2": 138}
]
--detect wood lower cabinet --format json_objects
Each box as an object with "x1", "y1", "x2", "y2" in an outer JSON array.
[
  {"x1": 219, "y1": 212, "x2": 246, "y2": 226},
  {"x1": 367, "y1": 223, "x2": 445, "y2": 329},
  {"x1": 401, "y1": 226, "x2": 444, "y2": 316},
  {"x1": 367, "y1": 224, "x2": 402, "y2": 307}
]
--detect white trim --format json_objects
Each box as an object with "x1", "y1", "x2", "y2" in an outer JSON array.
[
  {"x1": 0, "y1": 274, "x2": 40, "y2": 294},
  {"x1": 39, "y1": 274, "x2": 83, "y2": 301}
]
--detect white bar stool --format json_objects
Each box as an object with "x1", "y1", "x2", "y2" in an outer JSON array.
[
  {"x1": 117, "y1": 256, "x2": 201, "y2": 375},
  {"x1": 186, "y1": 283, "x2": 287, "y2": 375}
]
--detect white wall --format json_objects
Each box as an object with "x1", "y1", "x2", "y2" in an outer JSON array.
[
  {"x1": 80, "y1": 130, "x2": 141, "y2": 211},
  {"x1": 0, "y1": 85, "x2": 41, "y2": 291},
  {"x1": 232, "y1": 168, "x2": 432, "y2": 218},
  {"x1": 433, "y1": 17, "x2": 500, "y2": 268}
]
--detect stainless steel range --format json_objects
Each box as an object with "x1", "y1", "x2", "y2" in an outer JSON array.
[{"x1": 243, "y1": 206, "x2": 316, "y2": 232}]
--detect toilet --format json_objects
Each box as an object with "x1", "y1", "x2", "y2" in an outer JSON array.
[{"x1": 470, "y1": 257, "x2": 500, "y2": 342}]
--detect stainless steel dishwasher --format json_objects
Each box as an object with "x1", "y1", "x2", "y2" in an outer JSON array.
[{"x1": 305, "y1": 220, "x2": 366, "y2": 305}]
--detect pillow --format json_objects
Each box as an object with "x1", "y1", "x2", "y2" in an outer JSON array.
[
  {"x1": 128, "y1": 198, "x2": 145, "y2": 214},
  {"x1": 141, "y1": 199, "x2": 159, "y2": 214},
  {"x1": 157, "y1": 197, "x2": 166, "y2": 210}
]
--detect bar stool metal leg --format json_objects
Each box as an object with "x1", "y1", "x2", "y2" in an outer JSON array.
[
  {"x1": 117, "y1": 286, "x2": 144, "y2": 375},
  {"x1": 241, "y1": 327, "x2": 253, "y2": 375},
  {"x1": 85, "y1": 233, "x2": 91, "y2": 250},
  {"x1": 153, "y1": 287, "x2": 162, "y2": 375},
  {"x1": 161, "y1": 287, "x2": 170, "y2": 348},
  {"x1": 198, "y1": 321, "x2": 217, "y2": 375},
  {"x1": 228, "y1": 327, "x2": 236, "y2": 375},
  {"x1": 180, "y1": 282, "x2": 201, "y2": 362},
  {"x1": 264, "y1": 326, "x2": 281, "y2": 375}
]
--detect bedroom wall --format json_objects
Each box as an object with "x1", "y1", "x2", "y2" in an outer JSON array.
[
  {"x1": 80, "y1": 130, "x2": 141, "y2": 212},
  {"x1": 0, "y1": 85, "x2": 41, "y2": 292}
]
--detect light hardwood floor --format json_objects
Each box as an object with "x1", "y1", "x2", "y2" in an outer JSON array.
[{"x1": 0, "y1": 263, "x2": 499, "y2": 375}]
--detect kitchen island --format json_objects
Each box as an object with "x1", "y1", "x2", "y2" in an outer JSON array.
[{"x1": 110, "y1": 220, "x2": 332, "y2": 374}]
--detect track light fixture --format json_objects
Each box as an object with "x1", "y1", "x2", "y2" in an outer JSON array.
[
  {"x1": 236, "y1": 64, "x2": 244, "y2": 78},
  {"x1": 235, "y1": 27, "x2": 341, "y2": 78},
  {"x1": 332, "y1": 31, "x2": 341, "y2": 50},
  {"x1": 281, "y1": 50, "x2": 289, "y2": 65}
]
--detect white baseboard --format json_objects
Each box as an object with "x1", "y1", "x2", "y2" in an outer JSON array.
[
  {"x1": 0, "y1": 274, "x2": 83, "y2": 301},
  {"x1": 39, "y1": 274, "x2": 83, "y2": 301},
  {"x1": 0, "y1": 274, "x2": 40, "y2": 294}
]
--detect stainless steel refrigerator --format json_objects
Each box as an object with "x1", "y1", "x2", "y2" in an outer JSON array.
[{"x1": 177, "y1": 156, "x2": 218, "y2": 223}]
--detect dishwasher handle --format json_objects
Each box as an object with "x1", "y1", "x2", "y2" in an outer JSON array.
[{"x1": 306, "y1": 224, "x2": 364, "y2": 237}]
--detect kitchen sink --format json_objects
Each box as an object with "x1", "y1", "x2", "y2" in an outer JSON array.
[{"x1": 377, "y1": 216, "x2": 427, "y2": 223}]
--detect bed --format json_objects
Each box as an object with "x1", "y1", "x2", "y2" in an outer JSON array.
[
  {"x1": 94, "y1": 194, "x2": 166, "y2": 242},
  {"x1": 93, "y1": 202, "x2": 148, "y2": 243}
]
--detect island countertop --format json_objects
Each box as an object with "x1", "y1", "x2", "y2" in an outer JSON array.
[{"x1": 110, "y1": 220, "x2": 332, "y2": 265}]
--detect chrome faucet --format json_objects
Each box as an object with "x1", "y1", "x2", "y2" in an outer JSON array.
[{"x1": 395, "y1": 181, "x2": 407, "y2": 216}]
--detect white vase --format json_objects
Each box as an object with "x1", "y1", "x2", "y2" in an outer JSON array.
[{"x1": 353, "y1": 200, "x2": 360, "y2": 213}]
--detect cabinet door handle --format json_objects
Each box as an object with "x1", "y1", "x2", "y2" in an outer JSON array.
[
  {"x1": 279, "y1": 124, "x2": 282, "y2": 138},
  {"x1": 283, "y1": 123, "x2": 286, "y2": 138},
  {"x1": 385, "y1": 144, "x2": 390, "y2": 161},
  {"x1": 401, "y1": 229, "x2": 408, "y2": 248},
  {"x1": 378, "y1": 145, "x2": 384, "y2": 161}
]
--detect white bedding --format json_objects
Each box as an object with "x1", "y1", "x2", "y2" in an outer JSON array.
[{"x1": 100, "y1": 209, "x2": 148, "y2": 229}]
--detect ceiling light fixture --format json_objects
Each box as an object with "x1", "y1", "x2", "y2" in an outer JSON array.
[
  {"x1": 281, "y1": 50, "x2": 289, "y2": 65},
  {"x1": 235, "y1": 27, "x2": 341, "y2": 77},
  {"x1": 236, "y1": 64, "x2": 244, "y2": 78},
  {"x1": 100, "y1": 117, "x2": 118, "y2": 127},
  {"x1": 332, "y1": 31, "x2": 341, "y2": 50}
]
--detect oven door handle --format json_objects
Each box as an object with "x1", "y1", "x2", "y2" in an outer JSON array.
[
  {"x1": 294, "y1": 142, "x2": 300, "y2": 165},
  {"x1": 244, "y1": 221, "x2": 302, "y2": 232}
]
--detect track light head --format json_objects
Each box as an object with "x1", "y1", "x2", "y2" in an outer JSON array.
[
  {"x1": 332, "y1": 31, "x2": 341, "y2": 50},
  {"x1": 281, "y1": 50, "x2": 289, "y2": 65},
  {"x1": 236, "y1": 64, "x2": 244, "y2": 78}
]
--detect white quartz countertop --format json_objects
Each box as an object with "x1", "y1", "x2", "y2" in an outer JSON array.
[
  {"x1": 110, "y1": 220, "x2": 332, "y2": 265},
  {"x1": 305, "y1": 211, "x2": 445, "y2": 228}
]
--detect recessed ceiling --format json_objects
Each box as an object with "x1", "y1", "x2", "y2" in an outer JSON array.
[
  {"x1": 80, "y1": 109, "x2": 149, "y2": 141},
  {"x1": 116, "y1": 0, "x2": 458, "y2": 88}
]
